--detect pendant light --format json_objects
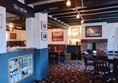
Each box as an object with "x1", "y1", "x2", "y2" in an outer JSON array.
[
  {"x1": 76, "y1": 14, "x2": 80, "y2": 18},
  {"x1": 66, "y1": 0, "x2": 71, "y2": 7},
  {"x1": 81, "y1": 20, "x2": 84, "y2": 24}
]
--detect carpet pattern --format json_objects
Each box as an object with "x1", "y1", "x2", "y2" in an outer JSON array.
[{"x1": 38, "y1": 61, "x2": 103, "y2": 83}]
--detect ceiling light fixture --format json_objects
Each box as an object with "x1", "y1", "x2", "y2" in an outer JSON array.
[
  {"x1": 75, "y1": 8, "x2": 84, "y2": 24},
  {"x1": 66, "y1": 0, "x2": 71, "y2": 7},
  {"x1": 81, "y1": 20, "x2": 84, "y2": 24},
  {"x1": 76, "y1": 14, "x2": 80, "y2": 18},
  {"x1": 9, "y1": 23, "x2": 13, "y2": 28}
]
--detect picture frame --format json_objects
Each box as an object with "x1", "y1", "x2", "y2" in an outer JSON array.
[
  {"x1": 71, "y1": 27, "x2": 80, "y2": 35},
  {"x1": 0, "y1": 14, "x2": 3, "y2": 28},
  {"x1": 41, "y1": 32, "x2": 47, "y2": 41},
  {"x1": 10, "y1": 33, "x2": 17, "y2": 39},
  {"x1": 41, "y1": 21, "x2": 47, "y2": 30},
  {"x1": 85, "y1": 25, "x2": 102, "y2": 37},
  {"x1": 52, "y1": 31, "x2": 63, "y2": 41}
]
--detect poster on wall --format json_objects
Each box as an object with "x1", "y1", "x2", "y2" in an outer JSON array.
[
  {"x1": 85, "y1": 25, "x2": 102, "y2": 37},
  {"x1": 9, "y1": 54, "x2": 33, "y2": 83},
  {"x1": 52, "y1": 31, "x2": 63, "y2": 41},
  {"x1": 71, "y1": 27, "x2": 80, "y2": 35}
]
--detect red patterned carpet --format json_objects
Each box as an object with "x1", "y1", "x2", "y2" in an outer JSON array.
[{"x1": 38, "y1": 61, "x2": 106, "y2": 83}]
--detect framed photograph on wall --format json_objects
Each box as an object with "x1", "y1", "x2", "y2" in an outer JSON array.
[
  {"x1": 0, "y1": 14, "x2": 3, "y2": 28},
  {"x1": 71, "y1": 27, "x2": 80, "y2": 35},
  {"x1": 85, "y1": 25, "x2": 102, "y2": 37},
  {"x1": 41, "y1": 21, "x2": 47, "y2": 30},
  {"x1": 52, "y1": 31, "x2": 63, "y2": 41},
  {"x1": 10, "y1": 33, "x2": 17, "y2": 39},
  {"x1": 41, "y1": 32, "x2": 47, "y2": 41}
]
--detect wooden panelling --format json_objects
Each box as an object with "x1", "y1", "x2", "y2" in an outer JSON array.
[
  {"x1": 7, "y1": 41, "x2": 25, "y2": 47},
  {"x1": 48, "y1": 44, "x2": 66, "y2": 52},
  {"x1": 81, "y1": 39, "x2": 108, "y2": 43}
]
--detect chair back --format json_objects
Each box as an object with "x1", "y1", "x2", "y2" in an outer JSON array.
[
  {"x1": 113, "y1": 58, "x2": 118, "y2": 82},
  {"x1": 94, "y1": 55, "x2": 110, "y2": 74},
  {"x1": 83, "y1": 55, "x2": 89, "y2": 65}
]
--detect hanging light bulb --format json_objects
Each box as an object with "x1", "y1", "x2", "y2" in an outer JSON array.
[
  {"x1": 76, "y1": 14, "x2": 80, "y2": 18},
  {"x1": 81, "y1": 20, "x2": 84, "y2": 24},
  {"x1": 66, "y1": 0, "x2": 71, "y2": 7},
  {"x1": 9, "y1": 23, "x2": 13, "y2": 28},
  {"x1": 9, "y1": 28, "x2": 13, "y2": 31}
]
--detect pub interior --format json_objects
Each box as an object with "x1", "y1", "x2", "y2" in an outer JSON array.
[{"x1": 0, "y1": 0, "x2": 118, "y2": 83}]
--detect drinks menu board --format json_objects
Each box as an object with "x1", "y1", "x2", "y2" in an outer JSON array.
[{"x1": 8, "y1": 54, "x2": 33, "y2": 83}]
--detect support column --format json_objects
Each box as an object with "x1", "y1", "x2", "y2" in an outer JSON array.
[
  {"x1": 0, "y1": 6, "x2": 6, "y2": 53},
  {"x1": 26, "y1": 17, "x2": 34, "y2": 48},
  {"x1": 26, "y1": 13, "x2": 48, "y2": 80},
  {"x1": 34, "y1": 13, "x2": 48, "y2": 80}
]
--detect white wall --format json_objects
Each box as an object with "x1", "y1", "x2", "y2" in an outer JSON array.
[
  {"x1": 48, "y1": 29, "x2": 68, "y2": 44},
  {"x1": 26, "y1": 13, "x2": 48, "y2": 49},
  {"x1": 81, "y1": 22, "x2": 118, "y2": 51},
  {"x1": 107, "y1": 23, "x2": 118, "y2": 51},
  {"x1": 0, "y1": 6, "x2": 6, "y2": 53},
  {"x1": 34, "y1": 13, "x2": 48, "y2": 49},
  {"x1": 26, "y1": 17, "x2": 34, "y2": 48},
  {"x1": 7, "y1": 30, "x2": 26, "y2": 41}
]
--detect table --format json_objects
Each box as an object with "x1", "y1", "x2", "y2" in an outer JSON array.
[
  {"x1": 107, "y1": 55, "x2": 118, "y2": 60},
  {"x1": 49, "y1": 50, "x2": 63, "y2": 63}
]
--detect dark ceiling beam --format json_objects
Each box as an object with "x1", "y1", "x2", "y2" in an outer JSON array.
[
  {"x1": 25, "y1": 0, "x2": 43, "y2": 4},
  {"x1": 0, "y1": 0, "x2": 34, "y2": 18},
  {"x1": 34, "y1": 0, "x2": 81, "y2": 13},
  {"x1": 49, "y1": 10, "x2": 74, "y2": 15},
  {"x1": 57, "y1": 15, "x2": 76, "y2": 19},
  {"x1": 50, "y1": 11, "x2": 76, "y2": 16},
  {"x1": 61, "y1": 18, "x2": 80, "y2": 21},
  {"x1": 79, "y1": 5, "x2": 118, "y2": 13},
  {"x1": 82, "y1": 13, "x2": 118, "y2": 19},
  {"x1": 52, "y1": 13, "x2": 77, "y2": 18},
  {"x1": 67, "y1": 22, "x2": 81, "y2": 26},
  {"x1": 83, "y1": 0, "x2": 118, "y2": 7},
  {"x1": 48, "y1": 17, "x2": 68, "y2": 29}
]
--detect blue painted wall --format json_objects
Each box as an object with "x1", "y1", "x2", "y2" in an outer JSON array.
[
  {"x1": 34, "y1": 48, "x2": 49, "y2": 80},
  {"x1": 0, "y1": 48, "x2": 48, "y2": 83}
]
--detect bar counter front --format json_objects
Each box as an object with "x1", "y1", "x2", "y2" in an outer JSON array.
[{"x1": 0, "y1": 47, "x2": 48, "y2": 83}]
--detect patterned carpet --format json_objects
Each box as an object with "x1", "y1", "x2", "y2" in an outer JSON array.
[{"x1": 37, "y1": 60, "x2": 104, "y2": 83}]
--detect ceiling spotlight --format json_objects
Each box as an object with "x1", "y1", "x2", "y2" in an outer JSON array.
[
  {"x1": 76, "y1": 14, "x2": 80, "y2": 18},
  {"x1": 66, "y1": 0, "x2": 71, "y2": 7},
  {"x1": 81, "y1": 20, "x2": 84, "y2": 24}
]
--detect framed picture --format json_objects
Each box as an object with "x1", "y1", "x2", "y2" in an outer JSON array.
[
  {"x1": 71, "y1": 27, "x2": 80, "y2": 35},
  {"x1": 41, "y1": 21, "x2": 47, "y2": 30},
  {"x1": 41, "y1": 32, "x2": 47, "y2": 41},
  {"x1": 0, "y1": 14, "x2": 3, "y2": 28},
  {"x1": 52, "y1": 32, "x2": 63, "y2": 41},
  {"x1": 85, "y1": 25, "x2": 102, "y2": 37},
  {"x1": 10, "y1": 33, "x2": 17, "y2": 39}
]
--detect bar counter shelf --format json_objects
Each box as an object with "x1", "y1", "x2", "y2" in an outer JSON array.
[{"x1": 6, "y1": 47, "x2": 36, "y2": 53}]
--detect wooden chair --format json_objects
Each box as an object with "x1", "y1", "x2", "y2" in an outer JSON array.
[
  {"x1": 113, "y1": 58, "x2": 118, "y2": 83},
  {"x1": 92, "y1": 55, "x2": 112, "y2": 83},
  {"x1": 83, "y1": 55, "x2": 94, "y2": 72}
]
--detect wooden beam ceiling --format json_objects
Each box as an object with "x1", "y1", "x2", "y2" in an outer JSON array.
[{"x1": 25, "y1": 0, "x2": 118, "y2": 26}]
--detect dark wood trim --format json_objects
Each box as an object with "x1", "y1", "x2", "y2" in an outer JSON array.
[
  {"x1": 81, "y1": 39, "x2": 108, "y2": 43},
  {"x1": 0, "y1": 0, "x2": 34, "y2": 18}
]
